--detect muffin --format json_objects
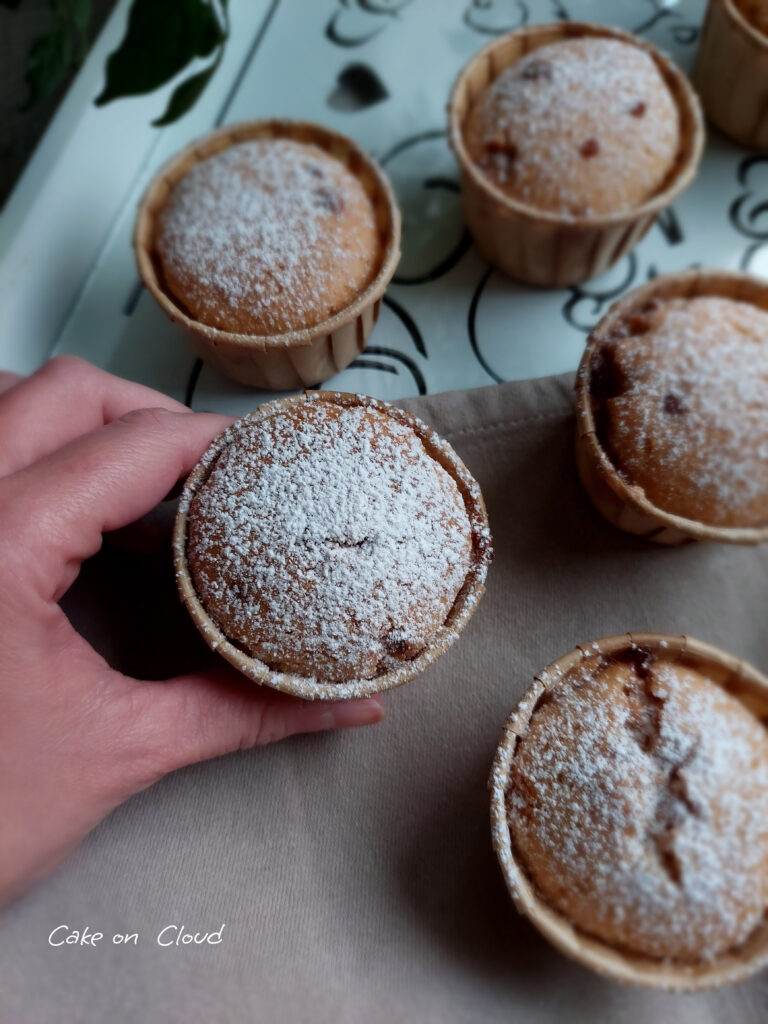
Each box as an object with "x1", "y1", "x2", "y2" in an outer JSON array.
[
  {"x1": 576, "y1": 270, "x2": 768, "y2": 544},
  {"x1": 155, "y1": 138, "x2": 379, "y2": 336},
  {"x1": 135, "y1": 120, "x2": 401, "y2": 389},
  {"x1": 449, "y1": 23, "x2": 703, "y2": 287},
  {"x1": 463, "y1": 37, "x2": 680, "y2": 219},
  {"x1": 693, "y1": 0, "x2": 768, "y2": 149},
  {"x1": 490, "y1": 634, "x2": 768, "y2": 989},
  {"x1": 173, "y1": 391, "x2": 493, "y2": 700}
]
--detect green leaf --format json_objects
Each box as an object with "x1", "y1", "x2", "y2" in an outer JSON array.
[
  {"x1": 60, "y1": 0, "x2": 92, "y2": 34},
  {"x1": 151, "y1": 61, "x2": 217, "y2": 127},
  {"x1": 59, "y1": 0, "x2": 93, "y2": 66},
  {"x1": 24, "y1": 27, "x2": 73, "y2": 107},
  {"x1": 95, "y1": 0, "x2": 225, "y2": 106}
]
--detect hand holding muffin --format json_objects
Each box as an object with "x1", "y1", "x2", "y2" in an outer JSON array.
[{"x1": 0, "y1": 358, "x2": 382, "y2": 907}]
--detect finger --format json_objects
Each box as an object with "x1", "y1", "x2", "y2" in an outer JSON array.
[
  {"x1": 125, "y1": 669, "x2": 385, "y2": 779},
  {"x1": 0, "y1": 370, "x2": 22, "y2": 396},
  {"x1": 0, "y1": 356, "x2": 189, "y2": 477},
  {"x1": 4, "y1": 407, "x2": 233, "y2": 602},
  {"x1": 105, "y1": 500, "x2": 178, "y2": 554}
]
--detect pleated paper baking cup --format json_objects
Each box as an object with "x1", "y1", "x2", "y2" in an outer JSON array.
[
  {"x1": 173, "y1": 391, "x2": 493, "y2": 700},
  {"x1": 575, "y1": 269, "x2": 768, "y2": 545},
  {"x1": 490, "y1": 632, "x2": 768, "y2": 991},
  {"x1": 135, "y1": 119, "x2": 401, "y2": 390},
  {"x1": 693, "y1": 0, "x2": 768, "y2": 149},
  {"x1": 449, "y1": 22, "x2": 704, "y2": 288}
]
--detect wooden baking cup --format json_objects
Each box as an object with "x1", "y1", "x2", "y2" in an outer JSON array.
[
  {"x1": 490, "y1": 632, "x2": 768, "y2": 991},
  {"x1": 448, "y1": 22, "x2": 704, "y2": 288},
  {"x1": 135, "y1": 120, "x2": 401, "y2": 390},
  {"x1": 693, "y1": 0, "x2": 768, "y2": 148},
  {"x1": 575, "y1": 268, "x2": 768, "y2": 546},
  {"x1": 173, "y1": 391, "x2": 493, "y2": 700}
]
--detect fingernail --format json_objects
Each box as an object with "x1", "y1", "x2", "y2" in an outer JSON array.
[{"x1": 326, "y1": 696, "x2": 385, "y2": 730}]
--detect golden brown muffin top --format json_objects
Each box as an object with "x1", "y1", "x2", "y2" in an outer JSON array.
[
  {"x1": 155, "y1": 138, "x2": 380, "y2": 335},
  {"x1": 463, "y1": 37, "x2": 680, "y2": 217},
  {"x1": 508, "y1": 649, "x2": 768, "y2": 963},
  {"x1": 184, "y1": 396, "x2": 483, "y2": 684},
  {"x1": 587, "y1": 295, "x2": 768, "y2": 528}
]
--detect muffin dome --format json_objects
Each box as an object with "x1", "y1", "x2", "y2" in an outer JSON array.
[
  {"x1": 508, "y1": 650, "x2": 768, "y2": 963},
  {"x1": 155, "y1": 138, "x2": 380, "y2": 335},
  {"x1": 184, "y1": 394, "x2": 491, "y2": 685},
  {"x1": 589, "y1": 295, "x2": 768, "y2": 528},
  {"x1": 463, "y1": 37, "x2": 680, "y2": 217}
]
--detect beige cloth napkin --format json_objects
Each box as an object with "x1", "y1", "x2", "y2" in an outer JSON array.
[{"x1": 2, "y1": 373, "x2": 767, "y2": 1023}]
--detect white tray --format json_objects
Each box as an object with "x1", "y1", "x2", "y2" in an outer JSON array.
[{"x1": 1, "y1": 0, "x2": 763, "y2": 415}]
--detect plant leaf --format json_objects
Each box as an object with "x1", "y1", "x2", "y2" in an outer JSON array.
[
  {"x1": 59, "y1": 0, "x2": 93, "y2": 66},
  {"x1": 95, "y1": 0, "x2": 225, "y2": 105},
  {"x1": 60, "y1": 0, "x2": 92, "y2": 34},
  {"x1": 151, "y1": 61, "x2": 217, "y2": 127},
  {"x1": 24, "y1": 28, "x2": 73, "y2": 107}
]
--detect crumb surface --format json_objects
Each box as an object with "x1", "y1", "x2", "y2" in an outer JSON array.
[
  {"x1": 464, "y1": 37, "x2": 680, "y2": 217},
  {"x1": 587, "y1": 295, "x2": 768, "y2": 527},
  {"x1": 507, "y1": 654, "x2": 768, "y2": 962},
  {"x1": 184, "y1": 396, "x2": 490, "y2": 684},
  {"x1": 156, "y1": 138, "x2": 380, "y2": 334}
]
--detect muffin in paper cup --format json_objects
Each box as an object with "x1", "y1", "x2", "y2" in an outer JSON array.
[
  {"x1": 490, "y1": 632, "x2": 768, "y2": 990},
  {"x1": 173, "y1": 391, "x2": 493, "y2": 700},
  {"x1": 575, "y1": 269, "x2": 768, "y2": 546},
  {"x1": 135, "y1": 119, "x2": 401, "y2": 390},
  {"x1": 448, "y1": 22, "x2": 704, "y2": 288},
  {"x1": 694, "y1": 0, "x2": 768, "y2": 149}
]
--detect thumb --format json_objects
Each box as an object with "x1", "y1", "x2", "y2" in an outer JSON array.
[{"x1": 126, "y1": 668, "x2": 385, "y2": 778}]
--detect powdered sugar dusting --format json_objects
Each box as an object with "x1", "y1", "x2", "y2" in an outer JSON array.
[
  {"x1": 465, "y1": 38, "x2": 680, "y2": 217},
  {"x1": 182, "y1": 396, "x2": 492, "y2": 690},
  {"x1": 156, "y1": 139, "x2": 378, "y2": 333},
  {"x1": 505, "y1": 655, "x2": 768, "y2": 962},
  {"x1": 603, "y1": 296, "x2": 768, "y2": 526}
]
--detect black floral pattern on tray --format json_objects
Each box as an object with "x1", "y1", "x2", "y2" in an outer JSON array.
[
  {"x1": 464, "y1": 200, "x2": 692, "y2": 383},
  {"x1": 631, "y1": 0, "x2": 699, "y2": 45},
  {"x1": 338, "y1": 294, "x2": 428, "y2": 397},
  {"x1": 327, "y1": 63, "x2": 389, "y2": 110},
  {"x1": 380, "y1": 131, "x2": 471, "y2": 286},
  {"x1": 463, "y1": 0, "x2": 569, "y2": 35},
  {"x1": 468, "y1": 266, "x2": 503, "y2": 383},
  {"x1": 655, "y1": 206, "x2": 685, "y2": 247},
  {"x1": 325, "y1": 0, "x2": 413, "y2": 47},
  {"x1": 466, "y1": 258, "x2": 646, "y2": 384},
  {"x1": 349, "y1": 345, "x2": 427, "y2": 394},
  {"x1": 561, "y1": 255, "x2": 640, "y2": 333},
  {"x1": 730, "y1": 156, "x2": 768, "y2": 271}
]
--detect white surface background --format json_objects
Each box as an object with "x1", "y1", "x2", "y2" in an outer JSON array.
[{"x1": 1, "y1": 0, "x2": 765, "y2": 413}]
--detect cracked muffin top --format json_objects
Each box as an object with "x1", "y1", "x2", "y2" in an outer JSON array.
[
  {"x1": 184, "y1": 393, "x2": 491, "y2": 685},
  {"x1": 155, "y1": 138, "x2": 380, "y2": 335},
  {"x1": 507, "y1": 648, "x2": 768, "y2": 963},
  {"x1": 463, "y1": 37, "x2": 680, "y2": 218},
  {"x1": 586, "y1": 294, "x2": 768, "y2": 528}
]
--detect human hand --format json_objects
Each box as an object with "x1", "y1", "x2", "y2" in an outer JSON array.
[{"x1": 0, "y1": 357, "x2": 383, "y2": 906}]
